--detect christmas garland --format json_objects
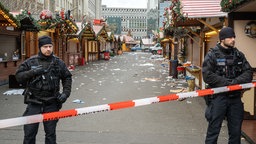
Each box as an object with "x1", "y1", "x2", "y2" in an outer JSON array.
[
  {"x1": 16, "y1": 10, "x2": 41, "y2": 31},
  {"x1": 162, "y1": 0, "x2": 187, "y2": 37},
  {"x1": 170, "y1": 0, "x2": 186, "y2": 25},
  {"x1": 0, "y1": 2, "x2": 20, "y2": 27},
  {"x1": 38, "y1": 12, "x2": 78, "y2": 34},
  {"x1": 163, "y1": 0, "x2": 186, "y2": 29},
  {"x1": 38, "y1": 16, "x2": 61, "y2": 30},
  {"x1": 221, "y1": 0, "x2": 253, "y2": 12}
]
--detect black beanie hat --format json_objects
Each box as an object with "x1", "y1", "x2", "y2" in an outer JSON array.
[
  {"x1": 38, "y1": 35, "x2": 53, "y2": 49},
  {"x1": 219, "y1": 27, "x2": 236, "y2": 40}
]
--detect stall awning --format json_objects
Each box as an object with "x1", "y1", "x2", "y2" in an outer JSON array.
[
  {"x1": 123, "y1": 35, "x2": 135, "y2": 43},
  {"x1": 181, "y1": 0, "x2": 227, "y2": 18},
  {"x1": 173, "y1": 0, "x2": 227, "y2": 27}
]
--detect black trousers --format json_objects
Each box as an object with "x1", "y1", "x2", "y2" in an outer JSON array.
[
  {"x1": 23, "y1": 103, "x2": 60, "y2": 144},
  {"x1": 205, "y1": 95, "x2": 244, "y2": 144}
]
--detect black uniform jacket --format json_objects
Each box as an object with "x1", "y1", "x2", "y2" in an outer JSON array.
[{"x1": 202, "y1": 44, "x2": 253, "y2": 88}]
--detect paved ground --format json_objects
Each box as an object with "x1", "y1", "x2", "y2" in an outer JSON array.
[{"x1": 0, "y1": 52, "x2": 249, "y2": 144}]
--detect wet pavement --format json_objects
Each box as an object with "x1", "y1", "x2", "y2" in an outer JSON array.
[{"x1": 0, "y1": 52, "x2": 249, "y2": 144}]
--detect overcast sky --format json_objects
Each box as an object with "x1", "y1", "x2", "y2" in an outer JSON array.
[{"x1": 102, "y1": 0, "x2": 147, "y2": 8}]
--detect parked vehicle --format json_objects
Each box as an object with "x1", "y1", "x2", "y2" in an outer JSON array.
[
  {"x1": 131, "y1": 44, "x2": 142, "y2": 51},
  {"x1": 149, "y1": 43, "x2": 162, "y2": 54},
  {"x1": 141, "y1": 45, "x2": 150, "y2": 52}
]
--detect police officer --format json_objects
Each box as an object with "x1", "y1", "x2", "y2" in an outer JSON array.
[
  {"x1": 15, "y1": 35, "x2": 72, "y2": 144},
  {"x1": 202, "y1": 27, "x2": 253, "y2": 144}
]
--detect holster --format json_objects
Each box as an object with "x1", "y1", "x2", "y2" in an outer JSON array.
[{"x1": 23, "y1": 88, "x2": 43, "y2": 105}]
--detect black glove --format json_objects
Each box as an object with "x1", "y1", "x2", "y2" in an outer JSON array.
[
  {"x1": 32, "y1": 65, "x2": 45, "y2": 76},
  {"x1": 57, "y1": 93, "x2": 68, "y2": 103}
]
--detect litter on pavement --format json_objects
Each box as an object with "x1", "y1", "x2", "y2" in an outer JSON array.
[
  {"x1": 3, "y1": 89, "x2": 24, "y2": 95},
  {"x1": 72, "y1": 99, "x2": 85, "y2": 104}
]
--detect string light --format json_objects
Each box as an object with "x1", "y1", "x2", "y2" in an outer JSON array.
[{"x1": 0, "y1": 9, "x2": 18, "y2": 28}]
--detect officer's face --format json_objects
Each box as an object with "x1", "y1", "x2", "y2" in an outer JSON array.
[
  {"x1": 40, "y1": 44, "x2": 53, "y2": 56},
  {"x1": 222, "y1": 37, "x2": 235, "y2": 48}
]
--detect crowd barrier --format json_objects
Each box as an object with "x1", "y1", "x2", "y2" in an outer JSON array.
[{"x1": 0, "y1": 82, "x2": 255, "y2": 129}]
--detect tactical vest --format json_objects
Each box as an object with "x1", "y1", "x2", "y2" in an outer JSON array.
[
  {"x1": 210, "y1": 47, "x2": 243, "y2": 79},
  {"x1": 27, "y1": 56, "x2": 61, "y2": 100}
]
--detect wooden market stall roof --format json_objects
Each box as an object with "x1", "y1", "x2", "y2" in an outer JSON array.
[
  {"x1": 78, "y1": 22, "x2": 96, "y2": 40},
  {"x1": 92, "y1": 19, "x2": 108, "y2": 41},
  {"x1": 181, "y1": 0, "x2": 227, "y2": 18},
  {"x1": 12, "y1": 10, "x2": 40, "y2": 31},
  {"x1": 93, "y1": 25, "x2": 108, "y2": 40},
  {"x1": 44, "y1": 18, "x2": 78, "y2": 34},
  {"x1": 63, "y1": 19, "x2": 78, "y2": 34},
  {"x1": 107, "y1": 31, "x2": 115, "y2": 41},
  {"x1": 169, "y1": 0, "x2": 228, "y2": 27},
  {"x1": 123, "y1": 35, "x2": 138, "y2": 45},
  {"x1": 0, "y1": 2, "x2": 19, "y2": 28}
]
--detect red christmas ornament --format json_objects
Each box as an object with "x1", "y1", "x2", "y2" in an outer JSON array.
[{"x1": 39, "y1": 10, "x2": 53, "y2": 20}]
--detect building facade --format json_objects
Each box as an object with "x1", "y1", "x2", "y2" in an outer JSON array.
[
  {"x1": 101, "y1": 5, "x2": 147, "y2": 40},
  {"x1": 147, "y1": 0, "x2": 159, "y2": 10},
  {"x1": 71, "y1": 0, "x2": 102, "y2": 22},
  {"x1": 147, "y1": 8, "x2": 158, "y2": 36},
  {"x1": 102, "y1": 0, "x2": 160, "y2": 40},
  {"x1": 0, "y1": 0, "x2": 101, "y2": 22}
]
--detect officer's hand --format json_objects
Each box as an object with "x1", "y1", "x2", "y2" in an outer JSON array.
[
  {"x1": 32, "y1": 65, "x2": 45, "y2": 76},
  {"x1": 57, "y1": 93, "x2": 68, "y2": 103}
]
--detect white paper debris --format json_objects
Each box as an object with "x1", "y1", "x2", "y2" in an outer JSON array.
[
  {"x1": 3, "y1": 89, "x2": 24, "y2": 95},
  {"x1": 72, "y1": 99, "x2": 85, "y2": 104},
  {"x1": 139, "y1": 63, "x2": 154, "y2": 66}
]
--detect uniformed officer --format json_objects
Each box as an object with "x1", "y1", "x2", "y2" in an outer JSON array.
[
  {"x1": 202, "y1": 27, "x2": 253, "y2": 144},
  {"x1": 15, "y1": 35, "x2": 72, "y2": 144}
]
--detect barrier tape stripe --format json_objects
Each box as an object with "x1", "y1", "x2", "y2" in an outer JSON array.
[
  {"x1": 109, "y1": 101, "x2": 135, "y2": 110},
  {"x1": 1, "y1": 82, "x2": 256, "y2": 129}
]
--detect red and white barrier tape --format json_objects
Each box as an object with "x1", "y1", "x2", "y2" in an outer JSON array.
[{"x1": 0, "y1": 82, "x2": 255, "y2": 129}]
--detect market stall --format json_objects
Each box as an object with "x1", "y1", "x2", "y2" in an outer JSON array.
[{"x1": 0, "y1": 2, "x2": 21, "y2": 85}]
